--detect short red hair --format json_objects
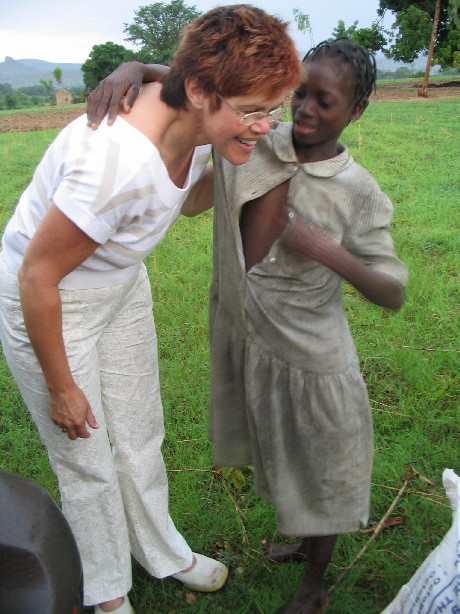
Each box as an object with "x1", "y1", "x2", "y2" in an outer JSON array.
[{"x1": 161, "y1": 4, "x2": 300, "y2": 110}]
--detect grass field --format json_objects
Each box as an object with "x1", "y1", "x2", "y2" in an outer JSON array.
[{"x1": 0, "y1": 96, "x2": 458, "y2": 613}]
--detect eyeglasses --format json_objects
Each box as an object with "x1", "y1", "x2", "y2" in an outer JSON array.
[{"x1": 217, "y1": 94, "x2": 284, "y2": 126}]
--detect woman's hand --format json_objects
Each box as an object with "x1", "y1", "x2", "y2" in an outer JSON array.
[
  {"x1": 50, "y1": 384, "x2": 99, "y2": 440},
  {"x1": 86, "y1": 62, "x2": 170, "y2": 129}
]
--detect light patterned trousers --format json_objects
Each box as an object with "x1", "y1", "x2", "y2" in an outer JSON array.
[{"x1": 0, "y1": 255, "x2": 192, "y2": 606}]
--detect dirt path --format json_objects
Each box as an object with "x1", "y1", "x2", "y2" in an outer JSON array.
[
  {"x1": 0, "y1": 82, "x2": 458, "y2": 133},
  {"x1": 0, "y1": 106, "x2": 87, "y2": 133}
]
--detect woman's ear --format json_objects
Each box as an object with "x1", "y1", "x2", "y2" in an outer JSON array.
[{"x1": 184, "y1": 77, "x2": 206, "y2": 110}]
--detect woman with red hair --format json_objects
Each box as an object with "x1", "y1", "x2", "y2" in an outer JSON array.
[{"x1": 0, "y1": 6, "x2": 300, "y2": 613}]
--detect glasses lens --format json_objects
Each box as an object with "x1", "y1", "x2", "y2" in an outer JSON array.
[
  {"x1": 241, "y1": 107, "x2": 284, "y2": 126},
  {"x1": 241, "y1": 112, "x2": 265, "y2": 126},
  {"x1": 269, "y1": 106, "x2": 284, "y2": 120}
]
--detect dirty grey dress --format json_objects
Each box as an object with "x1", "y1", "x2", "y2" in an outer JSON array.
[{"x1": 209, "y1": 122, "x2": 408, "y2": 536}]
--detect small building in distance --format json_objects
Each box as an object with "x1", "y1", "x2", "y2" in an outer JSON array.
[{"x1": 56, "y1": 89, "x2": 72, "y2": 105}]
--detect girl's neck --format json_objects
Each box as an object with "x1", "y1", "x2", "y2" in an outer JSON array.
[{"x1": 293, "y1": 139, "x2": 342, "y2": 164}]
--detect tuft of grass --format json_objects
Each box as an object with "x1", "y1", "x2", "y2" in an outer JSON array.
[{"x1": 0, "y1": 98, "x2": 459, "y2": 613}]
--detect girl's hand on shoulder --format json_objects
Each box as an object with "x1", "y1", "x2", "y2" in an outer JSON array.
[
  {"x1": 50, "y1": 384, "x2": 100, "y2": 440},
  {"x1": 87, "y1": 61, "x2": 146, "y2": 128},
  {"x1": 87, "y1": 62, "x2": 170, "y2": 129}
]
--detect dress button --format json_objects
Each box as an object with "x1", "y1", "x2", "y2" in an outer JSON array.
[
  {"x1": 292, "y1": 165, "x2": 299, "y2": 172},
  {"x1": 269, "y1": 257, "x2": 276, "y2": 263}
]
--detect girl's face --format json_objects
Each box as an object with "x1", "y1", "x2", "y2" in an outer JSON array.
[
  {"x1": 203, "y1": 90, "x2": 291, "y2": 165},
  {"x1": 290, "y1": 58, "x2": 366, "y2": 163}
]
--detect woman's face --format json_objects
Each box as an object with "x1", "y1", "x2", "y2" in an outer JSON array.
[{"x1": 204, "y1": 90, "x2": 291, "y2": 165}]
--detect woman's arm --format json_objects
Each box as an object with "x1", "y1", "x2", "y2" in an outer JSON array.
[
  {"x1": 282, "y1": 211, "x2": 405, "y2": 310},
  {"x1": 87, "y1": 62, "x2": 169, "y2": 128},
  {"x1": 181, "y1": 163, "x2": 214, "y2": 217},
  {"x1": 19, "y1": 204, "x2": 101, "y2": 439}
]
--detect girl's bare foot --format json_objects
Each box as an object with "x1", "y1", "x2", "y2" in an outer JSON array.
[
  {"x1": 282, "y1": 590, "x2": 328, "y2": 614},
  {"x1": 262, "y1": 540, "x2": 307, "y2": 563}
]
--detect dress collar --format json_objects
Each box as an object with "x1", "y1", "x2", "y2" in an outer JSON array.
[{"x1": 270, "y1": 121, "x2": 353, "y2": 177}]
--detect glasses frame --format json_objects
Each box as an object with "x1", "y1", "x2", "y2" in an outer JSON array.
[{"x1": 217, "y1": 94, "x2": 284, "y2": 126}]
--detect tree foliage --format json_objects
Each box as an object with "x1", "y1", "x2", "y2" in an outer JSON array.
[
  {"x1": 332, "y1": 19, "x2": 359, "y2": 39},
  {"x1": 378, "y1": 0, "x2": 460, "y2": 68},
  {"x1": 123, "y1": 0, "x2": 201, "y2": 65},
  {"x1": 435, "y1": 26, "x2": 460, "y2": 66},
  {"x1": 331, "y1": 20, "x2": 387, "y2": 53},
  {"x1": 293, "y1": 8, "x2": 314, "y2": 49},
  {"x1": 52, "y1": 67, "x2": 63, "y2": 88},
  {"x1": 81, "y1": 42, "x2": 137, "y2": 90},
  {"x1": 39, "y1": 78, "x2": 54, "y2": 93},
  {"x1": 0, "y1": 83, "x2": 14, "y2": 96},
  {"x1": 354, "y1": 24, "x2": 388, "y2": 53}
]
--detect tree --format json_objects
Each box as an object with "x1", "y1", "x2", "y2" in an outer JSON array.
[
  {"x1": 331, "y1": 20, "x2": 387, "y2": 53},
  {"x1": 434, "y1": 26, "x2": 460, "y2": 67},
  {"x1": 293, "y1": 8, "x2": 313, "y2": 49},
  {"x1": 378, "y1": 0, "x2": 460, "y2": 68},
  {"x1": 353, "y1": 23, "x2": 388, "y2": 53},
  {"x1": 4, "y1": 93, "x2": 17, "y2": 109},
  {"x1": 82, "y1": 42, "x2": 137, "y2": 90},
  {"x1": 0, "y1": 83, "x2": 13, "y2": 96},
  {"x1": 332, "y1": 19, "x2": 359, "y2": 39},
  {"x1": 124, "y1": 0, "x2": 201, "y2": 65},
  {"x1": 53, "y1": 67, "x2": 63, "y2": 88},
  {"x1": 394, "y1": 66, "x2": 413, "y2": 77},
  {"x1": 421, "y1": 0, "x2": 442, "y2": 95},
  {"x1": 39, "y1": 78, "x2": 54, "y2": 94},
  {"x1": 18, "y1": 85, "x2": 47, "y2": 96}
]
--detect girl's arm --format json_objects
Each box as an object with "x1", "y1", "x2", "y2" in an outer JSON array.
[
  {"x1": 283, "y1": 211, "x2": 405, "y2": 310},
  {"x1": 87, "y1": 62, "x2": 169, "y2": 128},
  {"x1": 19, "y1": 204, "x2": 101, "y2": 439}
]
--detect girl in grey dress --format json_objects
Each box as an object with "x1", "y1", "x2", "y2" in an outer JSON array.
[{"x1": 209, "y1": 39, "x2": 407, "y2": 614}]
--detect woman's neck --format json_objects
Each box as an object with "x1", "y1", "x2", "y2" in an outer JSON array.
[{"x1": 121, "y1": 83, "x2": 206, "y2": 186}]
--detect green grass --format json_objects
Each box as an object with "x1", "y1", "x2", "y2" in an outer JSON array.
[{"x1": 0, "y1": 98, "x2": 459, "y2": 613}]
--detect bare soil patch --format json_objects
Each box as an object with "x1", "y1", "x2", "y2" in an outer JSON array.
[
  {"x1": 0, "y1": 82, "x2": 458, "y2": 133},
  {"x1": 0, "y1": 106, "x2": 87, "y2": 133},
  {"x1": 372, "y1": 80, "x2": 460, "y2": 102}
]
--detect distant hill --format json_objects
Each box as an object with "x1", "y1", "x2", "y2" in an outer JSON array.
[
  {"x1": 0, "y1": 53, "x2": 439, "y2": 91},
  {"x1": 374, "y1": 51, "x2": 440, "y2": 74},
  {"x1": 0, "y1": 57, "x2": 84, "y2": 89}
]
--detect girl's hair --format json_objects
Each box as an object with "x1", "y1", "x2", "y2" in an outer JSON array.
[
  {"x1": 303, "y1": 38, "x2": 377, "y2": 107},
  {"x1": 161, "y1": 4, "x2": 300, "y2": 110}
]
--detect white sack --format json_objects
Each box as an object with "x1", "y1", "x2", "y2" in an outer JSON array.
[{"x1": 381, "y1": 468, "x2": 460, "y2": 614}]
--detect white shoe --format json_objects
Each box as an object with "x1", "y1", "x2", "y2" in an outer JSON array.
[
  {"x1": 171, "y1": 553, "x2": 228, "y2": 592},
  {"x1": 94, "y1": 596, "x2": 135, "y2": 614}
]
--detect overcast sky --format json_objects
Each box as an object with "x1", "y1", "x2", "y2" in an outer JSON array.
[{"x1": 0, "y1": 0, "x2": 394, "y2": 64}]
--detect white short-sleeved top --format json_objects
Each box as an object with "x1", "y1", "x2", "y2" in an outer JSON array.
[{"x1": 2, "y1": 115, "x2": 211, "y2": 289}]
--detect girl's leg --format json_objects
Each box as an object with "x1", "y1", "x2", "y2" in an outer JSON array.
[
  {"x1": 263, "y1": 540, "x2": 308, "y2": 563},
  {"x1": 283, "y1": 534, "x2": 337, "y2": 614}
]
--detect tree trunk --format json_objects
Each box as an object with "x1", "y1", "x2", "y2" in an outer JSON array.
[{"x1": 420, "y1": 0, "x2": 442, "y2": 97}]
